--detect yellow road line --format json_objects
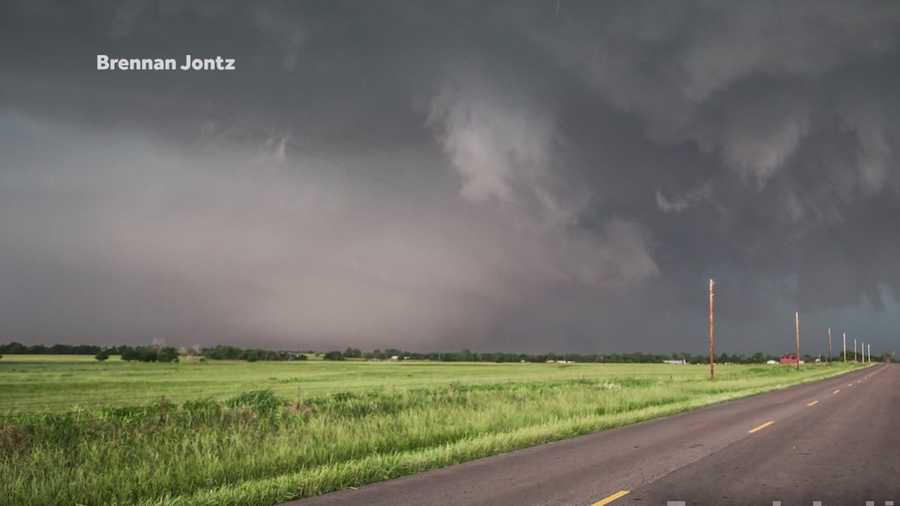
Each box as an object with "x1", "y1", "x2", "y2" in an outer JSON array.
[
  {"x1": 748, "y1": 420, "x2": 775, "y2": 433},
  {"x1": 833, "y1": 389, "x2": 840, "y2": 394},
  {"x1": 592, "y1": 490, "x2": 630, "y2": 505},
  {"x1": 807, "y1": 400, "x2": 819, "y2": 407}
]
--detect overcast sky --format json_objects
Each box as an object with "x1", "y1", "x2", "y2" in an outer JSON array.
[{"x1": 2, "y1": 1, "x2": 899, "y2": 354}]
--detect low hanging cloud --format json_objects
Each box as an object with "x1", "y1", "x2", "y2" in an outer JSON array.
[
  {"x1": 0, "y1": 107, "x2": 656, "y2": 351},
  {"x1": 428, "y1": 69, "x2": 552, "y2": 205},
  {"x1": 656, "y1": 182, "x2": 712, "y2": 214},
  {"x1": 427, "y1": 65, "x2": 657, "y2": 284}
]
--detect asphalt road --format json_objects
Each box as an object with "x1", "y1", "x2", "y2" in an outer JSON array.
[{"x1": 289, "y1": 364, "x2": 896, "y2": 506}]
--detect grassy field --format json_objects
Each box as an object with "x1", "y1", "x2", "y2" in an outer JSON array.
[{"x1": 0, "y1": 356, "x2": 863, "y2": 506}]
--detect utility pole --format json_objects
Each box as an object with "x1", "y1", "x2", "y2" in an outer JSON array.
[
  {"x1": 708, "y1": 278, "x2": 716, "y2": 381},
  {"x1": 827, "y1": 328, "x2": 832, "y2": 363},
  {"x1": 854, "y1": 339, "x2": 857, "y2": 362},
  {"x1": 795, "y1": 311, "x2": 801, "y2": 371},
  {"x1": 868, "y1": 344, "x2": 871, "y2": 363},
  {"x1": 843, "y1": 332, "x2": 847, "y2": 362}
]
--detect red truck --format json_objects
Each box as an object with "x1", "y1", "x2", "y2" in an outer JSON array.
[{"x1": 779, "y1": 353, "x2": 799, "y2": 364}]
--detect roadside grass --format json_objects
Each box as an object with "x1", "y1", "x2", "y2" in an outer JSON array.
[{"x1": 0, "y1": 360, "x2": 863, "y2": 506}]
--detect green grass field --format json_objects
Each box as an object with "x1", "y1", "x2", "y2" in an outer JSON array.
[{"x1": 0, "y1": 356, "x2": 863, "y2": 506}]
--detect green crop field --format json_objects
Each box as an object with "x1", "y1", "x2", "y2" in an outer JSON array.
[{"x1": 0, "y1": 356, "x2": 863, "y2": 506}]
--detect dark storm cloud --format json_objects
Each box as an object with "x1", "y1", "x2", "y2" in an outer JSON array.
[{"x1": 1, "y1": 1, "x2": 899, "y2": 354}]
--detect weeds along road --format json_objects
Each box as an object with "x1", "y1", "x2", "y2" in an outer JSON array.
[{"x1": 288, "y1": 364, "x2": 895, "y2": 506}]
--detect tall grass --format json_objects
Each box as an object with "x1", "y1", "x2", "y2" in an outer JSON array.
[{"x1": 0, "y1": 362, "x2": 861, "y2": 506}]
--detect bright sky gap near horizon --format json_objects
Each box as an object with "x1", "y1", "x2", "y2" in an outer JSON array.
[{"x1": 1, "y1": 1, "x2": 899, "y2": 354}]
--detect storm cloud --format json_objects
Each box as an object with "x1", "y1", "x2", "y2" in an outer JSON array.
[{"x1": 1, "y1": 0, "x2": 899, "y2": 354}]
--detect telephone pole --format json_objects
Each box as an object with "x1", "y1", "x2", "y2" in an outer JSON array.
[
  {"x1": 854, "y1": 339, "x2": 857, "y2": 362},
  {"x1": 794, "y1": 311, "x2": 801, "y2": 371},
  {"x1": 708, "y1": 278, "x2": 716, "y2": 381},
  {"x1": 827, "y1": 328, "x2": 832, "y2": 363},
  {"x1": 843, "y1": 332, "x2": 847, "y2": 362}
]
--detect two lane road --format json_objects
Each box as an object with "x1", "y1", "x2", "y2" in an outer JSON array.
[
  {"x1": 291, "y1": 364, "x2": 896, "y2": 506},
  {"x1": 623, "y1": 364, "x2": 897, "y2": 505}
]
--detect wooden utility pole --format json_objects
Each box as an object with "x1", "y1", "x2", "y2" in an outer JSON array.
[
  {"x1": 854, "y1": 339, "x2": 857, "y2": 362},
  {"x1": 794, "y1": 312, "x2": 801, "y2": 371},
  {"x1": 843, "y1": 332, "x2": 847, "y2": 362},
  {"x1": 827, "y1": 328, "x2": 832, "y2": 363},
  {"x1": 708, "y1": 278, "x2": 716, "y2": 380}
]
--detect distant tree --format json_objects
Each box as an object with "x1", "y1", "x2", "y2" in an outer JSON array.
[
  {"x1": 323, "y1": 350, "x2": 345, "y2": 361},
  {"x1": 200, "y1": 345, "x2": 291, "y2": 362},
  {"x1": 203, "y1": 345, "x2": 243, "y2": 360},
  {"x1": 342, "y1": 347, "x2": 362, "y2": 358},
  {"x1": 157, "y1": 347, "x2": 179, "y2": 363},
  {"x1": 119, "y1": 346, "x2": 138, "y2": 361},
  {"x1": 95, "y1": 350, "x2": 110, "y2": 361},
  {"x1": 1, "y1": 342, "x2": 27, "y2": 354},
  {"x1": 141, "y1": 347, "x2": 157, "y2": 361}
]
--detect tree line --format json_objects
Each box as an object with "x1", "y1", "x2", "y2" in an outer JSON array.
[
  {"x1": 0, "y1": 342, "x2": 305, "y2": 362},
  {"x1": 1, "y1": 341, "x2": 873, "y2": 364},
  {"x1": 117, "y1": 345, "x2": 180, "y2": 363},
  {"x1": 200, "y1": 345, "x2": 306, "y2": 362},
  {"x1": 321, "y1": 348, "x2": 821, "y2": 364},
  {"x1": 0, "y1": 342, "x2": 181, "y2": 363},
  {"x1": 0, "y1": 342, "x2": 106, "y2": 355}
]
